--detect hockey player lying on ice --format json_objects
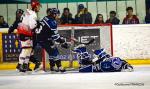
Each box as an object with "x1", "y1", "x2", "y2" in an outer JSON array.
[{"x1": 72, "y1": 39, "x2": 133, "y2": 72}]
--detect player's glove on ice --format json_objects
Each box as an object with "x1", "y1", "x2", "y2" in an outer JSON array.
[{"x1": 61, "y1": 42, "x2": 69, "y2": 49}]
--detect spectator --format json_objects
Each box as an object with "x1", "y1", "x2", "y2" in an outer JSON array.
[
  {"x1": 145, "y1": 8, "x2": 150, "y2": 23},
  {"x1": 0, "y1": 15, "x2": 9, "y2": 28},
  {"x1": 75, "y1": 4, "x2": 92, "y2": 24},
  {"x1": 60, "y1": 8, "x2": 74, "y2": 24},
  {"x1": 94, "y1": 14, "x2": 104, "y2": 24},
  {"x1": 8, "y1": 9, "x2": 24, "y2": 34},
  {"x1": 105, "y1": 11, "x2": 120, "y2": 25},
  {"x1": 122, "y1": 7, "x2": 139, "y2": 24}
]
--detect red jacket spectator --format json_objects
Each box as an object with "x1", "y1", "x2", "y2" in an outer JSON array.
[
  {"x1": 122, "y1": 15, "x2": 139, "y2": 24},
  {"x1": 122, "y1": 7, "x2": 139, "y2": 24}
]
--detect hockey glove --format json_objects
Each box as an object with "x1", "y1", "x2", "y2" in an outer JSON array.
[{"x1": 61, "y1": 42, "x2": 69, "y2": 49}]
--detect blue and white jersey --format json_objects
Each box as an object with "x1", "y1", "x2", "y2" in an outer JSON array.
[
  {"x1": 35, "y1": 16, "x2": 63, "y2": 43},
  {"x1": 94, "y1": 48, "x2": 110, "y2": 60},
  {"x1": 79, "y1": 48, "x2": 133, "y2": 72},
  {"x1": 99, "y1": 57, "x2": 123, "y2": 72},
  {"x1": 73, "y1": 44, "x2": 91, "y2": 64}
]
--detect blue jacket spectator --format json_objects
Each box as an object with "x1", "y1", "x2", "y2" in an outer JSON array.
[
  {"x1": 75, "y1": 4, "x2": 92, "y2": 24},
  {"x1": 0, "y1": 15, "x2": 9, "y2": 28},
  {"x1": 60, "y1": 8, "x2": 75, "y2": 24},
  {"x1": 105, "y1": 11, "x2": 120, "y2": 25},
  {"x1": 8, "y1": 9, "x2": 24, "y2": 34}
]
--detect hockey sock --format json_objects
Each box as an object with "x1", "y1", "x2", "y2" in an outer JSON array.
[
  {"x1": 49, "y1": 60, "x2": 55, "y2": 71},
  {"x1": 30, "y1": 55, "x2": 39, "y2": 64},
  {"x1": 55, "y1": 60, "x2": 61, "y2": 68}
]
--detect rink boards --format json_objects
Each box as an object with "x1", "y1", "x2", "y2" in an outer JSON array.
[{"x1": 0, "y1": 24, "x2": 150, "y2": 70}]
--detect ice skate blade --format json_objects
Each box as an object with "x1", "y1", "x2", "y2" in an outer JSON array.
[{"x1": 34, "y1": 64, "x2": 43, "y2": 72}]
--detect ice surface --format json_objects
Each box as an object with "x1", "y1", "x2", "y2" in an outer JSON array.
[{"x1": 0, "y1": 65, "x2": 150, "y2": 89}]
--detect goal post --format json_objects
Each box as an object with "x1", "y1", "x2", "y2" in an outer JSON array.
[{"x1": 42, "y1": 24, "x2": 113, "y2": 71}]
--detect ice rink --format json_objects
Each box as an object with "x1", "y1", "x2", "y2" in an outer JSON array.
[{"x1": 0, "y1": 65, "x2": 150, "y2": 89}]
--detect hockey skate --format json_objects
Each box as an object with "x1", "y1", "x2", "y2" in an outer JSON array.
[
  {"x1": 55, "y1": 60, "x2": 66, "y2": 73},
  {"x1": 56, "y1": 67, "x2": 66, "y2": 73},
  {"x1": 16, "y1": 63, "x2": 21, "y2": 72},
  {"x1": 49, "y1": 66, "x2": 58, "y2": 73},
  {"x1": 19, "y1": 63, "x2": 28, "y2": 73},
  {"x1": 34, "y1": 62, "x2": 42, "y2": 72},
  {"x1": 17, "y1": 63, "x2": 32, "y2": 73}
]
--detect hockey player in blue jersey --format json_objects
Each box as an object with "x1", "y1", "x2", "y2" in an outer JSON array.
[
  {"x1": 35, "y1": 8, "x2": 69, "y2": 72},
  {"x1": 72, "y1": 38, "x2": 133, "y2": 72},
  {"x1": 92, "y1": 48, "x2": 133, "y2": 72}
]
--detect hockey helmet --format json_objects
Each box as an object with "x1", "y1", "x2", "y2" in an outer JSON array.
[
  {"x1": 47, "y1": 8, "x2": 60, "y2": 15},
  {"x1": 31, "y1": 0, "x2": 41, "y2": 9},
  {"x1": 16, "y1": 9, "x2": 24, "y2": 15}
]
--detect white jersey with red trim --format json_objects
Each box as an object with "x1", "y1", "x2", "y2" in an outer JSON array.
[
  {"x1": 22, "y1": 9, "x2": 37, "y2": 30},
  {"x1": 17, "y1": 9, "x2": 37, "y2": 36}
]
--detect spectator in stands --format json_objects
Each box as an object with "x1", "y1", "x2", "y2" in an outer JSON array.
[
  {"x1": 105, "y1": 11, "x2": 120, "y2": 25},
  {"x1": 60, "y1": 8, "x2": 75, "y2": 24},
  {"x1": 75, "y1": 4, "x2": 92, "y2": 24},
  {"x1": 0, "y1": 15, "x2": 9, "y2": 28},
  {"x1": 145, "y1": 8, "x2": 150, "y2": 23},
  {"x1": 94, "y1": 14, "x2": 104, "y2": 24},
  {"x1": 122, "y1": 7, "x2": 139, "y2": 24}
]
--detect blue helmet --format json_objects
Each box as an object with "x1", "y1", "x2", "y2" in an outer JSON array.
[
  {"x1": 16, "y1": 9, "x2": 24, "y2": 20},
  {"x1": 47, "y1": 8, "x2": 60, "y2": 15}
]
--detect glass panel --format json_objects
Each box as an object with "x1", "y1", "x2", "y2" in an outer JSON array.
[{"x1": 8, "y1": 4, "x2": 17, "y2": 25}]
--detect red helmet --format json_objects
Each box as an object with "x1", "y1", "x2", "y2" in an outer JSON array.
[{"x1": 31, "y1": 0, "x2": 41, "y2": 9}]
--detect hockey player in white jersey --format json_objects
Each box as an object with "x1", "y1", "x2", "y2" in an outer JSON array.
[{"x1": 17, "y1": 0, "x2": 41, "y2": 72}]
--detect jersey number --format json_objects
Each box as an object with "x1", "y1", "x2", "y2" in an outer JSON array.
[{"x1": 35, "y1": 25, "x2": 42, "y2": 34}]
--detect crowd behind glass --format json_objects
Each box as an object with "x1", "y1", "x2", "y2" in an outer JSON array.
[{"x1": 0, "y1": 4, "x2": 150, "y2": 28}]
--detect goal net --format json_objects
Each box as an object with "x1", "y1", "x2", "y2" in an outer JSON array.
[{"x1": 42, "y1": 24, "x2": 113, "y2": 71}]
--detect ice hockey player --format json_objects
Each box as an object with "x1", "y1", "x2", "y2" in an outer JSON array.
[
  {"x1": 92, "y1": 48, "x2": 133, "y2": 72},
  {"x1": 72, "y1": 40, "x2": 133, "y2": 72},
  {"x1": 34, "y1": 8, "x2": 69, "y2": 72},
  {"x1": 8, "y1": 9, "x2": 41, "y2": 72},
  {"x1": 13, "y1": 0, "x2": 41, "y2": 72}
]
